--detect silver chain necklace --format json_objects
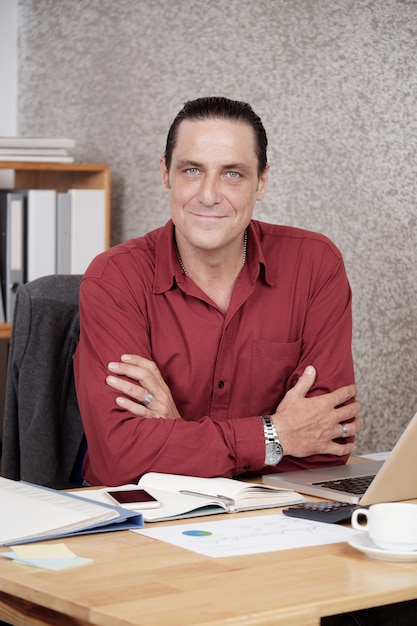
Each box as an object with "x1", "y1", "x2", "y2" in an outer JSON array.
[{"x1": 174, "y1": 228, "x2": 248, "y2": 277}]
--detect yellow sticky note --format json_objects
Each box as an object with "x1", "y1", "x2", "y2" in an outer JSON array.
[{"x1": 12, "y1": 543, "x2": 76, "y2": 559}]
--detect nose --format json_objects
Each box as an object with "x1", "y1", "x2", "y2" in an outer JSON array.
[{"x1": 197, "y1": 174, "x2": 221, "y2": 206}]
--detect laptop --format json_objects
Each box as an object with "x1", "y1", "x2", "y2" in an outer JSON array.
[{"x1": 262, "y1": 411, "x2": 417, "y2": 505}]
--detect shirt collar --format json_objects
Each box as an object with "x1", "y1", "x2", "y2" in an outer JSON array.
[
  {"x1": 153, "y1": 220, "x2": 180, "y2": 294},
  {"x1": 247, "y1": 220, "x2": 275, "y2": 287},
  {"x1": 153, "y1": 219, "x2": 274, "y2": 294}
]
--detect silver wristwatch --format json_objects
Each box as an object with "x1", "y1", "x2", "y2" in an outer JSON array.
[{"x1": 261, "y1": 415, "x2": 284, "y2": 466}]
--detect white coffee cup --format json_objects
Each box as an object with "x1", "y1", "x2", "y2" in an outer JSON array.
[{"x1": 351, "y1": 502, "x2": 417, "y2": 551}]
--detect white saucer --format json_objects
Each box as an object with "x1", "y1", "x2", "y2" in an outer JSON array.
[{"x1": 348, "y1": 533, "x2": 417, "y2": 562}]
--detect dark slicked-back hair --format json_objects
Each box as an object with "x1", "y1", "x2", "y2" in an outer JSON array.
[{"x1": 164, "y1": 96, "x2": 268, "y2": 176}]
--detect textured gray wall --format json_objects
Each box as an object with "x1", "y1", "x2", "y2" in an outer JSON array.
[{"x1": 17, "y1": 0, "x2": 417, "y2": 454}]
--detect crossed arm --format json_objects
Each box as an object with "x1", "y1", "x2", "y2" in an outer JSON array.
[{"x1": 106, "y1": 356, "x2": 362, "y2": 460}]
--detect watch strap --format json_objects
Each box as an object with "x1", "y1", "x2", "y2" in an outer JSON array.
[
  {"x1": 261, "y1": 415, "x2": 283, "y2": 466},
  {"x1": 261, "y1": 414, "x2": 278, "y2": 442}
]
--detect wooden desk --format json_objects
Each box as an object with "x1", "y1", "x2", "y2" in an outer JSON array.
[{"x1": 1, "y1": 503, "x2": 417, "y2": 626}]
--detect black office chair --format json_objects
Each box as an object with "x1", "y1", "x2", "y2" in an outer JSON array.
[{"x1": 1, "y1": 274, "x2": 85, "y2": 488}]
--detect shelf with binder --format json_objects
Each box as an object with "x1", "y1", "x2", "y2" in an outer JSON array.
[{"x1": 0, "y1": 161, "x2": 111, "y2": 339}]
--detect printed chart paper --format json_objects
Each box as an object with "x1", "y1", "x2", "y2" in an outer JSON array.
[{"x1": 134, "y1": 513, "x2": 358, "y2": 558}]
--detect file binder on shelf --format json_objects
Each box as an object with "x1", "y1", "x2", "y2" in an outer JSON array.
[
  {"x1": 26, "y1": 189, "x2": 57, "y2": 282},
  {"x1": 68, "y1": 188, "x2": 107, "y2": 274},
  {"x1": 56, "y1": 192, "x2": 71, "y2": 274},
  {"x1": 0, "y1": 190, "x2": 26, "y2": 322},
  {"x1": 0, "y1": 285, "x2": 5, "y2": 323}
]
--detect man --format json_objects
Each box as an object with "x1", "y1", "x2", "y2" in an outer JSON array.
[{"x1": 74, "y1": 96, "x2": 362, "y2": 487}]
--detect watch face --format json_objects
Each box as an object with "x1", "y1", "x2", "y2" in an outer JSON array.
[{"x1": 266, "y1": 442, "x2": 283, "y2": 465}]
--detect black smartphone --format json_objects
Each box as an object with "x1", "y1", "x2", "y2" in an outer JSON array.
[{"x1": 106, "y1": 488, "x2": 161, "y2": 509}]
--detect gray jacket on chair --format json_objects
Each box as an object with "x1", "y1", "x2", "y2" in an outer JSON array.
[{"x1": 1, "y1": 274, "x2": 85, "y2": 488}]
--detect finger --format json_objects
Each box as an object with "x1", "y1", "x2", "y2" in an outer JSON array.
[
  {"x1": 109, "y1": 356, "x2": 182, "y2": 420},
  {"x1": 120, "y1": 354, "x2": 163, "y2": 382},
  {"x1": 141, "y1": 391, "x2": 153, "y2": 407},
  {"x1": 115, "y1": 396, "x2": 178, "y2": 420},
  {"x1": 107, "y1": 363, "x2": 159, "y2": 402},
  {"x1": 326, "y1": 440, "x2": 356, "y2": 457},
  {"x1": 289, "y1": 365, "x2": 316, "y2": 398},
  {"x1": 106, "y1": 375, "x2": 147, "y2": 403},
  {"x1": 332, "y1": 399, "x2": 363, "y2": 425},
  {"x1": 340, "y1": 422, "x2": 350, "y2": 438},
  {"x1": 108, "y1": 361, "x2": 145, "y2": 383},
  {"x1": 330, "y1": 384, "x2": 358, "y2": 408},
  {"x1": 121, "y1": 354, "x2": 151, "y2": 366},
  {"x1": 115, "y1": 395, "x2": 153, "y2": 417},
  {"x1": 334, "y1": 416, "x2": 363, "y2": 441},
  {"x1": 116, "y1": 356, "x2": 167, "y2": 389}
]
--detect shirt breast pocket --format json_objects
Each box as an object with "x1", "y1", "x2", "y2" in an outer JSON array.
[{"x1": 249, "y1": 339, "x2": 302, "y2": 415}]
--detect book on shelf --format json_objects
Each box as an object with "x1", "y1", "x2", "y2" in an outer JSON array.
[
  {"x1": 74, "y1": 472, "x2": 305, "y2": 523},
  {"x1": 0, "y1": 477, "x2": 144, "y2": 546},
  {"x1": 0, "y1": 190, "x2": 26, "y2": 322}
]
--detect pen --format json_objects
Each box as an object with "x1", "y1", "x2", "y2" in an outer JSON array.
[{"x1": 179, "y1": 490, "x2": 235, "y2": 507}]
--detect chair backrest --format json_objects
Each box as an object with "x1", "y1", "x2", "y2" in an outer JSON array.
[{"x1": 1, "y1": 274, "x2": 85, "y2": 488}]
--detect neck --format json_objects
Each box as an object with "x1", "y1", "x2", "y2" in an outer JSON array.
[
  {"x1": 173, "y1": 229, "x2": 248, "y2": 313},
  {"x1": 173, "y1": 229, "x2": 248, "y2": 279}
]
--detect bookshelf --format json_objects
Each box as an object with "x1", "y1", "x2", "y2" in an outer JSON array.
[{"x1": 0, "y1": 161, "x2": 111, "y2": 341}]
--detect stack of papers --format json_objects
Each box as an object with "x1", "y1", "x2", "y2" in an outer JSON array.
[{"x1": 0, "y1": 137, "x2": 75, "y2": 162}]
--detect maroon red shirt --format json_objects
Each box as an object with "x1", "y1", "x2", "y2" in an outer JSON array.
[{"x1": 74, "y1": 220, "x2": 354, "y2": 486}]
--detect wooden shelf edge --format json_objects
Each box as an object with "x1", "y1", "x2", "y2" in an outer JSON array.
[{"x1": 0, "y1": 324, "x2": 12, "y2": 340}]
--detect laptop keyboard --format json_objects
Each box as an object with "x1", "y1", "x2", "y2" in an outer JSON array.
[{"x1": 312, "y1": 474, "x2": 375, "y2": 495}]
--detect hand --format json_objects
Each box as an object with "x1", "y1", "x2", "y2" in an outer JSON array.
[
  {"x1": 272, "y1": 365, "x2": 362, "y2": 458},
  {"x1": 106, "y1": 354, "x2": 182, "y2": 419}
]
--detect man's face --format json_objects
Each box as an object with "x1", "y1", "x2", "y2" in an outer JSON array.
[{"x1": 160, "y1": 118, "x2": 269, "y2": 254}]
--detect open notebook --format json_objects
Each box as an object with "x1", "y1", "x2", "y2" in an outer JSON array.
[
  {"x1": 262, "y1": 411, "x2": 417, "y2": 505},
  {"x1": 73, "y1": 473, "x2": 305, "y2": 522}
]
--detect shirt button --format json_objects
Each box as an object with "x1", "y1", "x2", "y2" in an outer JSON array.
[{"x1": 218, "y1": 380, "x2": 225, "y2": 389}]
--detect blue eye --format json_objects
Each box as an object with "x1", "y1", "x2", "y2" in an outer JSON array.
[
  {"x1": 186, "y1": 168, "x2": 199, "y2": 175},
  {"x1": 226, "y1": 171, "x2": 240, "y2": 179}
]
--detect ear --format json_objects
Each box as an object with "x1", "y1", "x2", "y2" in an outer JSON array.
[
  {"x1": 160, "y1": 156, "x2": 170, "y2": 192},
  {"x1": 256, "y1": 164, "x2": 270, "y2": 201}
]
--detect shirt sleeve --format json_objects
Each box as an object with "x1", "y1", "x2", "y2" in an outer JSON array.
[{"x1": 274, "y1": 245, "x2": 355, "y2": 473}]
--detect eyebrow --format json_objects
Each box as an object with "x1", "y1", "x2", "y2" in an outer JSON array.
[
  {"x1": 175, "y1": 159, "x2": 252, "y2": 174},
  {"x1": 175, "y1": 160, "x2": 203, "y2": 170}
]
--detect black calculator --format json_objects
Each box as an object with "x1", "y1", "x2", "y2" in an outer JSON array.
[{"x1": 282, "y1": 500, "x2": 360, "y2": 524}]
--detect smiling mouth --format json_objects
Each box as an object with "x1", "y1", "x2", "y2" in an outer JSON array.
[{"x1": 190, "y1": 212, "x2": 226, "y2": 219}]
